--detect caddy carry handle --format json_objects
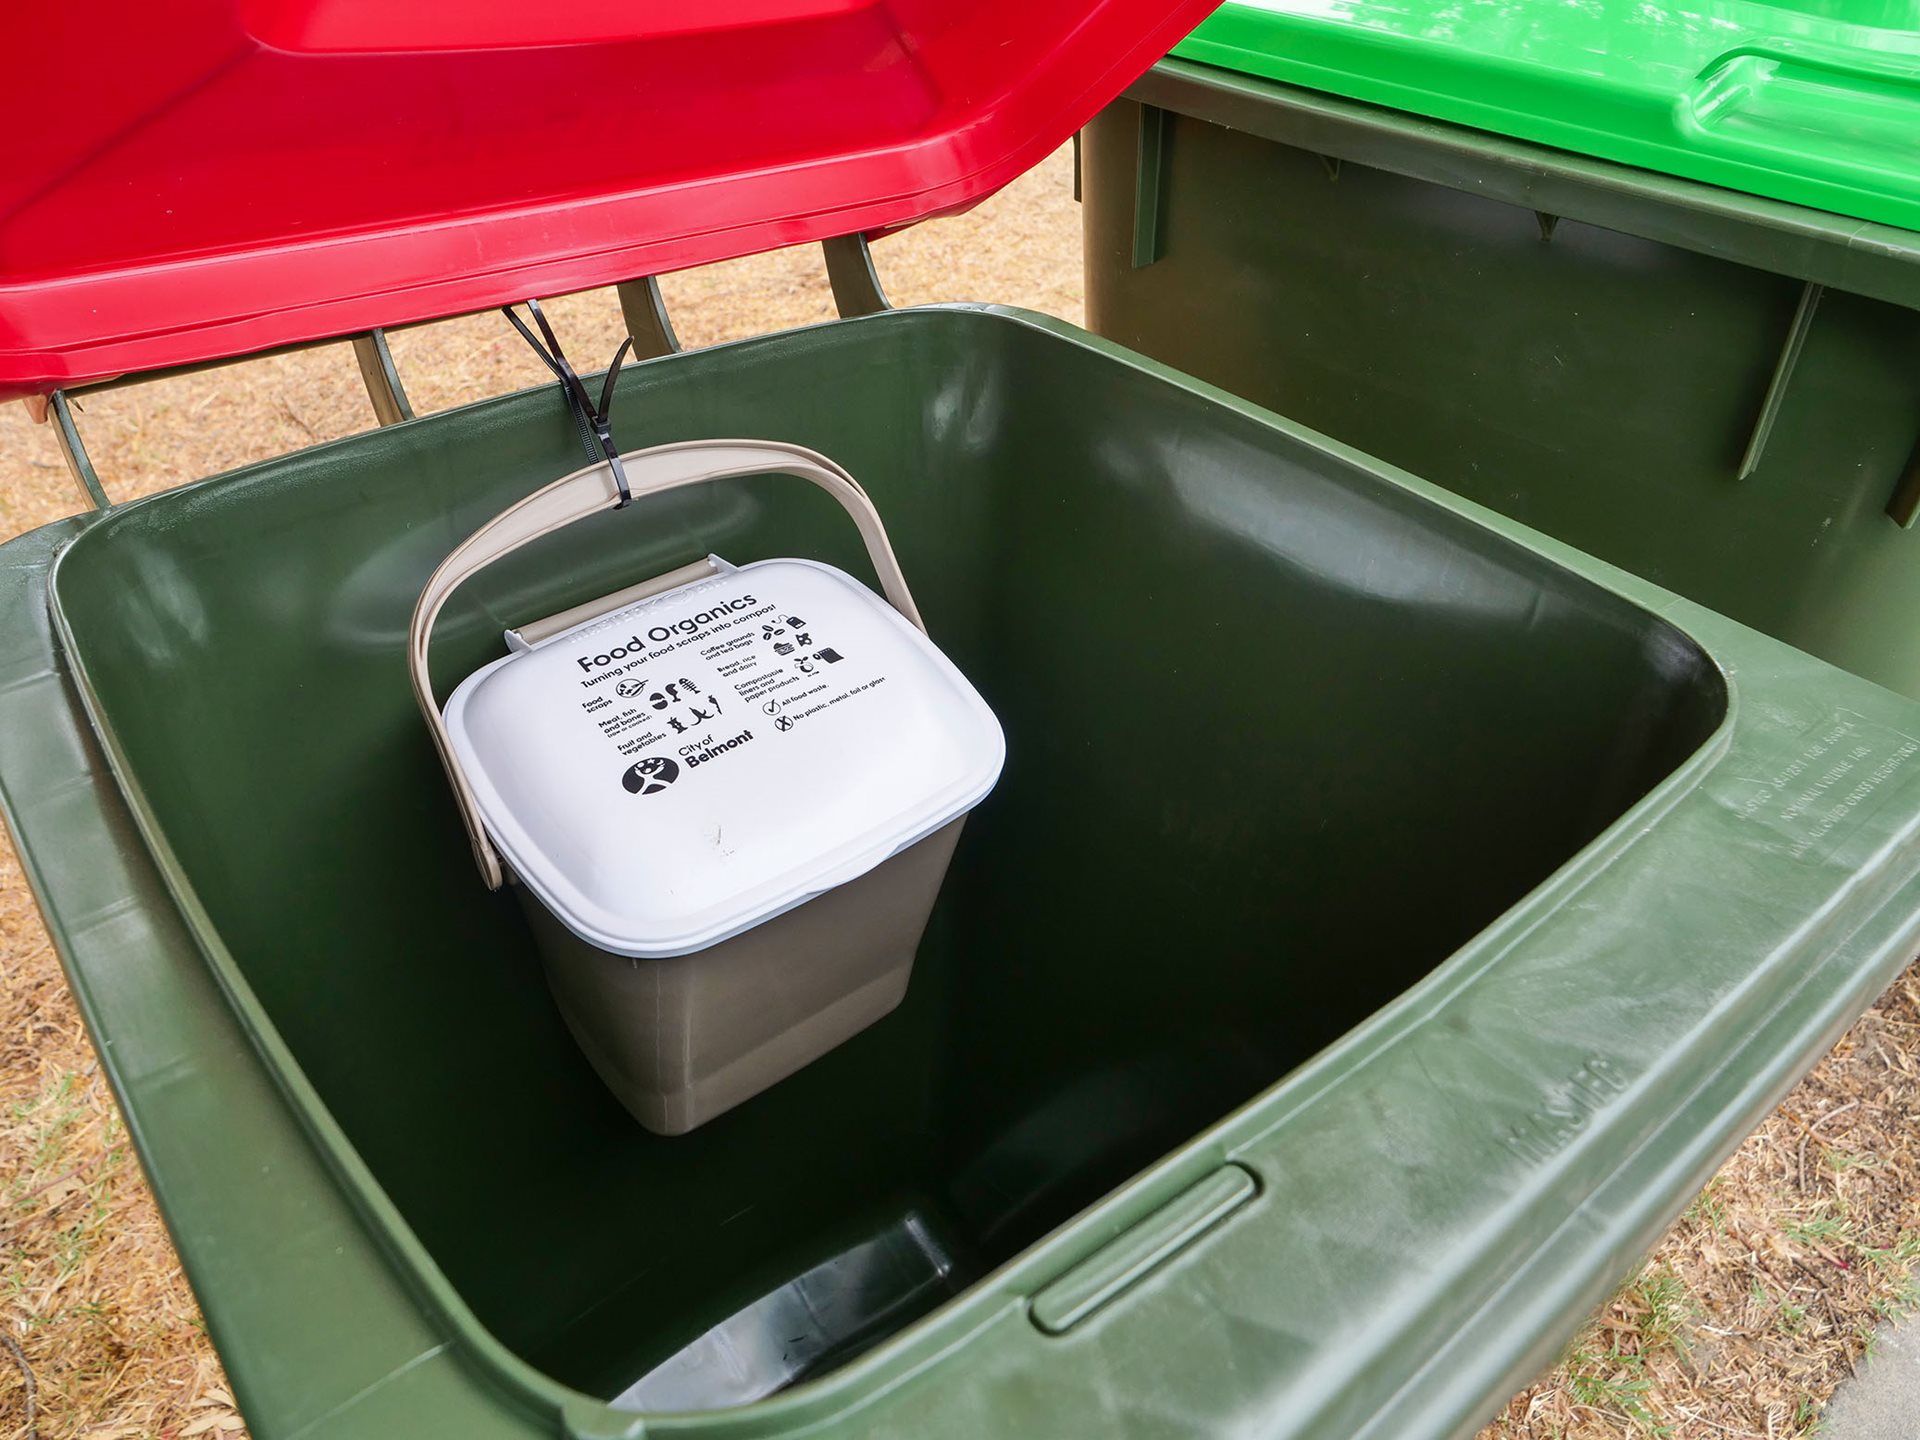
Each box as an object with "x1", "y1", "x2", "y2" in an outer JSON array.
[{"x1": 409, "y1": 438, "x2": 926, "y2": 889}]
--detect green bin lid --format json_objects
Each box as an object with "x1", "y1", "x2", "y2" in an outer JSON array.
[{"x1": 1173, "y1": 0, "x2": 1920, "y2": 233}]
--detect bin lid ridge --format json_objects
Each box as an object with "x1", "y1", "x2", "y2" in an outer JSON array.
[
  {"x1": 0, "y1": 0, "x2": 1216, "y2": 400},
  {"x1": 1176, "y1": 0, "x2": 1920, "y2": 235}
]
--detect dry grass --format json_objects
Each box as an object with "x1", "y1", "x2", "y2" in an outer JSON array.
[
  {"x1": 1, "y1": 833, "x2": 243, "y2": 1440},
  {"x1": 1, "y1": 140, "x2": 1917, "y2": 1440}
]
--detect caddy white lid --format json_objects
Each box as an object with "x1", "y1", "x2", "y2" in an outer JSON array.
[{"x1": 444, "y1": 558, "x2": 1004, "y2": 958}]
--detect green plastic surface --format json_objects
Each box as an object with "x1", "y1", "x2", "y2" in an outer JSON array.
[
  {"x1": 3, "y1": 308, "x2": 1920, "y2": 1439},
  {"x1": 1175, "y1": 0, "x2": 1920, "y2": 231},
  {"x1": 1085, "y1": 68, "x2": 1920, "y2": 700}
]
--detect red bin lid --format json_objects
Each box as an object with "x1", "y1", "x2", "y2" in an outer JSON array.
[{"x1": 0, "y1": 0, "x2": 1210, "y2": 400}]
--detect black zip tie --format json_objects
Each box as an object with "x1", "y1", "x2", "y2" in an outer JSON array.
[{"x1": 504, "y1": 298, "x2": 638, "y2": 508}]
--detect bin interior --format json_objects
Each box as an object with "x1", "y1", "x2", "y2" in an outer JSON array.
[{"x1": 49, "y1": 309, "x2": 1725, "y2": 1409}]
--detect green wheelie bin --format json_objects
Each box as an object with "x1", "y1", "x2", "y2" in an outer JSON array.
[
  {"x1": 15, "y1": 301, "x2": 1920, "y2": 1440},
  {"x1": 1082, "y1": 0, "x2": 1920, "y2": 698},
  {"x1": 5, "y1": 7, "x2": 1920, "y2": 1440}
]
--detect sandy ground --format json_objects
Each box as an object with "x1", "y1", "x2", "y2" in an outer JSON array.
[{"x1": 2, "y1": 142, "x2": 1916, "y2": 1440}]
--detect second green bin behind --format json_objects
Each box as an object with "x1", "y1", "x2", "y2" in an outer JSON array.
[{"x1": 1083, "y1": 11, "x2": 1920, "y2": 698}]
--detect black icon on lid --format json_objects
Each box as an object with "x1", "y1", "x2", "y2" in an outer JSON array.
[{"x1": 621, "y1": 756, "x2": 680, "y2": 795}]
